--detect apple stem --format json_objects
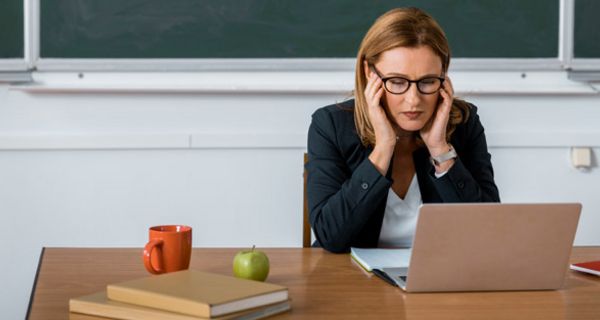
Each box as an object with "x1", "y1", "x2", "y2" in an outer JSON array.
[{"x1": 252, "y1": 245, "x2": 255, "y2": 252}]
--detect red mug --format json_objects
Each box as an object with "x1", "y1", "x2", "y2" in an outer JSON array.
[{"x1": 143, "y1": 225, "x2": 192, "y2": 274}]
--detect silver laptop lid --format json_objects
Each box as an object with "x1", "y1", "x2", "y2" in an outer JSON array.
[{"x1": 405, "y1": 203, "x2": 581, "y2": 292}]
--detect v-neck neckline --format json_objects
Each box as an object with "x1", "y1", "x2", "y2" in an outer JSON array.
[{"x1": 388, "y1": 173, "x2": 418, "y2": 203}]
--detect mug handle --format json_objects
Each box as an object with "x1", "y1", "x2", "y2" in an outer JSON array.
[{"x1": 143, "y1": 239, "x2": 164, "y2": 274}]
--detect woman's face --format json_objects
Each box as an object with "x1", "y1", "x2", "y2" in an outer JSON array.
[{"x1": 368, "y1": 45, "x2": 444, "y2": 133}]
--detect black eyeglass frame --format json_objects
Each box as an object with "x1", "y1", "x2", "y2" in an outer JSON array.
[{"x1": 369, "y1": 64, "x2": 445, "y2": 95}]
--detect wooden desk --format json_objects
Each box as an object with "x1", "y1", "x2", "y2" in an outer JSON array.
[{"x1": 28, "y1": 247, "x2": 600, "y2": 320}]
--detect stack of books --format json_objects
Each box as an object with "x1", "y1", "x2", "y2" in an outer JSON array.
[{"x1": 69, "y1": 270, "x2": 290, "y2": 320}]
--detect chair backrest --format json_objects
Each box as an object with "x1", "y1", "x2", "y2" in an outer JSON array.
[{"x1": 303, "y1": 153, "x2": 311, "y2": 248}]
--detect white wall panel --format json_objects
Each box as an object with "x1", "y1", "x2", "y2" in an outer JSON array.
[{"x1": 1, "y1": 71, "x2": 599, "y2": 319}]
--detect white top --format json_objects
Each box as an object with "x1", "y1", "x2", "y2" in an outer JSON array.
[{"x1": 378, "y1": 174, "x2": 423, "y2": 248}]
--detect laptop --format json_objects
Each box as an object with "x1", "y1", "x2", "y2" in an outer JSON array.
[{"x1": 380, "y1": 203, "x2": 581, "y2": 292}]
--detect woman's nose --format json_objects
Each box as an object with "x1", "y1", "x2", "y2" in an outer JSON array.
[{"x1": 404, "y1": 83, "x2": 422, "y2": 106}]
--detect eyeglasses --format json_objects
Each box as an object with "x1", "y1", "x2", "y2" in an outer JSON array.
[{"x1": 369, "y1": 64, "x2": 445, "y2": 95}]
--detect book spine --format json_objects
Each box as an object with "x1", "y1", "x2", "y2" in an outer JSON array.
[{"x1": 70, "y1": 301, "x2": 200, "y2": 320}]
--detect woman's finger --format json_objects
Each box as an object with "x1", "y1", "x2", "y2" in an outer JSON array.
[
  {"x1": 374, "y1": 86, "x2": 384, "y2": 101},
  {"x1": 365, "y1": 76, "x2": 381, "y2": 104},
  {"x1": 365, "y1": 75, "x2": 376, "y2": 95},
  {"x1": 439, "y1": 87, "x2": 452, "y2": 113}
]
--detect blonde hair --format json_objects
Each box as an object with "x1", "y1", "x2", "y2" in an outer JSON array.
[{"x1": 354, "y1": 7, "x2": 470, "y2": 147}]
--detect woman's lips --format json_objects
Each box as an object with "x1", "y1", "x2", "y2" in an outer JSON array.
[{"x1": 402, "y1": 112, "x2": 422, "y2": 120}]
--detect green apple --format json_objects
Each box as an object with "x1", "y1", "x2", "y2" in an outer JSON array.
[{"x1": 233, "y1": 245, "x2": 270, "y2": 281}]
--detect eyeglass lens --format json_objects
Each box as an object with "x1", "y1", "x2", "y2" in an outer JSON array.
[{"x1": 385, "y1": 77, "x2": 442, "y2": 94}]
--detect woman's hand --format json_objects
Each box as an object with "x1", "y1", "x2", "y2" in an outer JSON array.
[
  {"x1": 420, "y1": 76, "x2": 455, "y2": 157},
  {"x1": 364, "y1": 61, "x2": 396, "y2": 175},
  {"x1": 364, "y1": 63, "x2": 396, "y2": 150}
]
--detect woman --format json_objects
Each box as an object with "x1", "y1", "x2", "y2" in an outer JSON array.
[{"x1": 306, "y1": 7, "x2": 500, "y2": 253}]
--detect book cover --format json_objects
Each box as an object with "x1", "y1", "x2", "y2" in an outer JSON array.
[
  {"x1": 570, "y1": 260, "x2": 600, "y2": 277},
  {"x1": 106, "y1": 270, "x2": 288, "y2": 318},
  {"x1": 70, "y1": 291, "x2": 291, "y2": 320}
]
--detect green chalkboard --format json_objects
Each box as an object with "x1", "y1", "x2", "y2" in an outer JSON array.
[
  {"x1": 41, "y1": 0, "x2": 559, "y2": 59},
  {"x1": 574, "y1": 0, "x2": 600, "y2": 58},
  {"x1": 0, "y1": 0, "x2": 24, "y2": 58}
]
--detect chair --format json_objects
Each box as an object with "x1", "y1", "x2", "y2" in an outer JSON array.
[{"x1": 303, "y1": 153, "x2": 311, "y2": 248}]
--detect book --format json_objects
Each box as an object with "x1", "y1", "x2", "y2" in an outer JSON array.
[
  {"x1": 70, "y1": 291, "x2": 291, "y2": 320},
  {"x1": 350, "y1": 247, "x2": 412, "y2": 272},
  {"x1": 570, "y1": 260, "x2": 600, "y2": 277},
  {"x1": 106, "y1": 270, "x2": 288, "y2": 318}
]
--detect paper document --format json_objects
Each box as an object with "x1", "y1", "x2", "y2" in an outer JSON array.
[{"x1": 350, "y1": 247, "x2": 412, "y2": 272}]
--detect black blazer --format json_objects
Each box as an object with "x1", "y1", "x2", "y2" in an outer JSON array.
[{"x1": 306, "y1": 99, "x2": 500, "y2": 253}]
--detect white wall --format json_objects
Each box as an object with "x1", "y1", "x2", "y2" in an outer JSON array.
[{"x1": 1, "y1": 70, "x2": 599, "y2": 319}]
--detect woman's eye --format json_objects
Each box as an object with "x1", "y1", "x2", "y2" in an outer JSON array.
[{"x1": 389, "y1": 78, "x2": 408, "y2": 85}]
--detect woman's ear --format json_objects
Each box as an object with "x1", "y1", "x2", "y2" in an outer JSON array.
[{"x1": 363, "y1": 60, "x2": 371, "y2": 80}]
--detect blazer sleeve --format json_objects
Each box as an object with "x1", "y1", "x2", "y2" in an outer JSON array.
[
  {"x1": 428, "y1": 106, "x2": 500, "y2": 202},
  {"x1": 306, "y1": 108, "x2": 392, "y2": 253}
]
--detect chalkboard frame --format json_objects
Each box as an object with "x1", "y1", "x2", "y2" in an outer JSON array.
[
  {"x1": 32, "y1": 0, "x2": 568, "y2": 72},
  {"x1": 0, "y1": 0, "x2": 32, "y2": 74},
  {"x1": 3, "y1": 0, "x2": 600, "y2": 77},
  {"x1": 33, "y1": 57, "x2": 564, "y2": 72},
  {"x1": 568, "y1": 0, "x2": 600, "y2": 77}
]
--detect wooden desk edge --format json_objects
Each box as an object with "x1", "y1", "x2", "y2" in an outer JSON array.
[{"x1": 26, "y1": 247, "x2": 46, "y2": 320}]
